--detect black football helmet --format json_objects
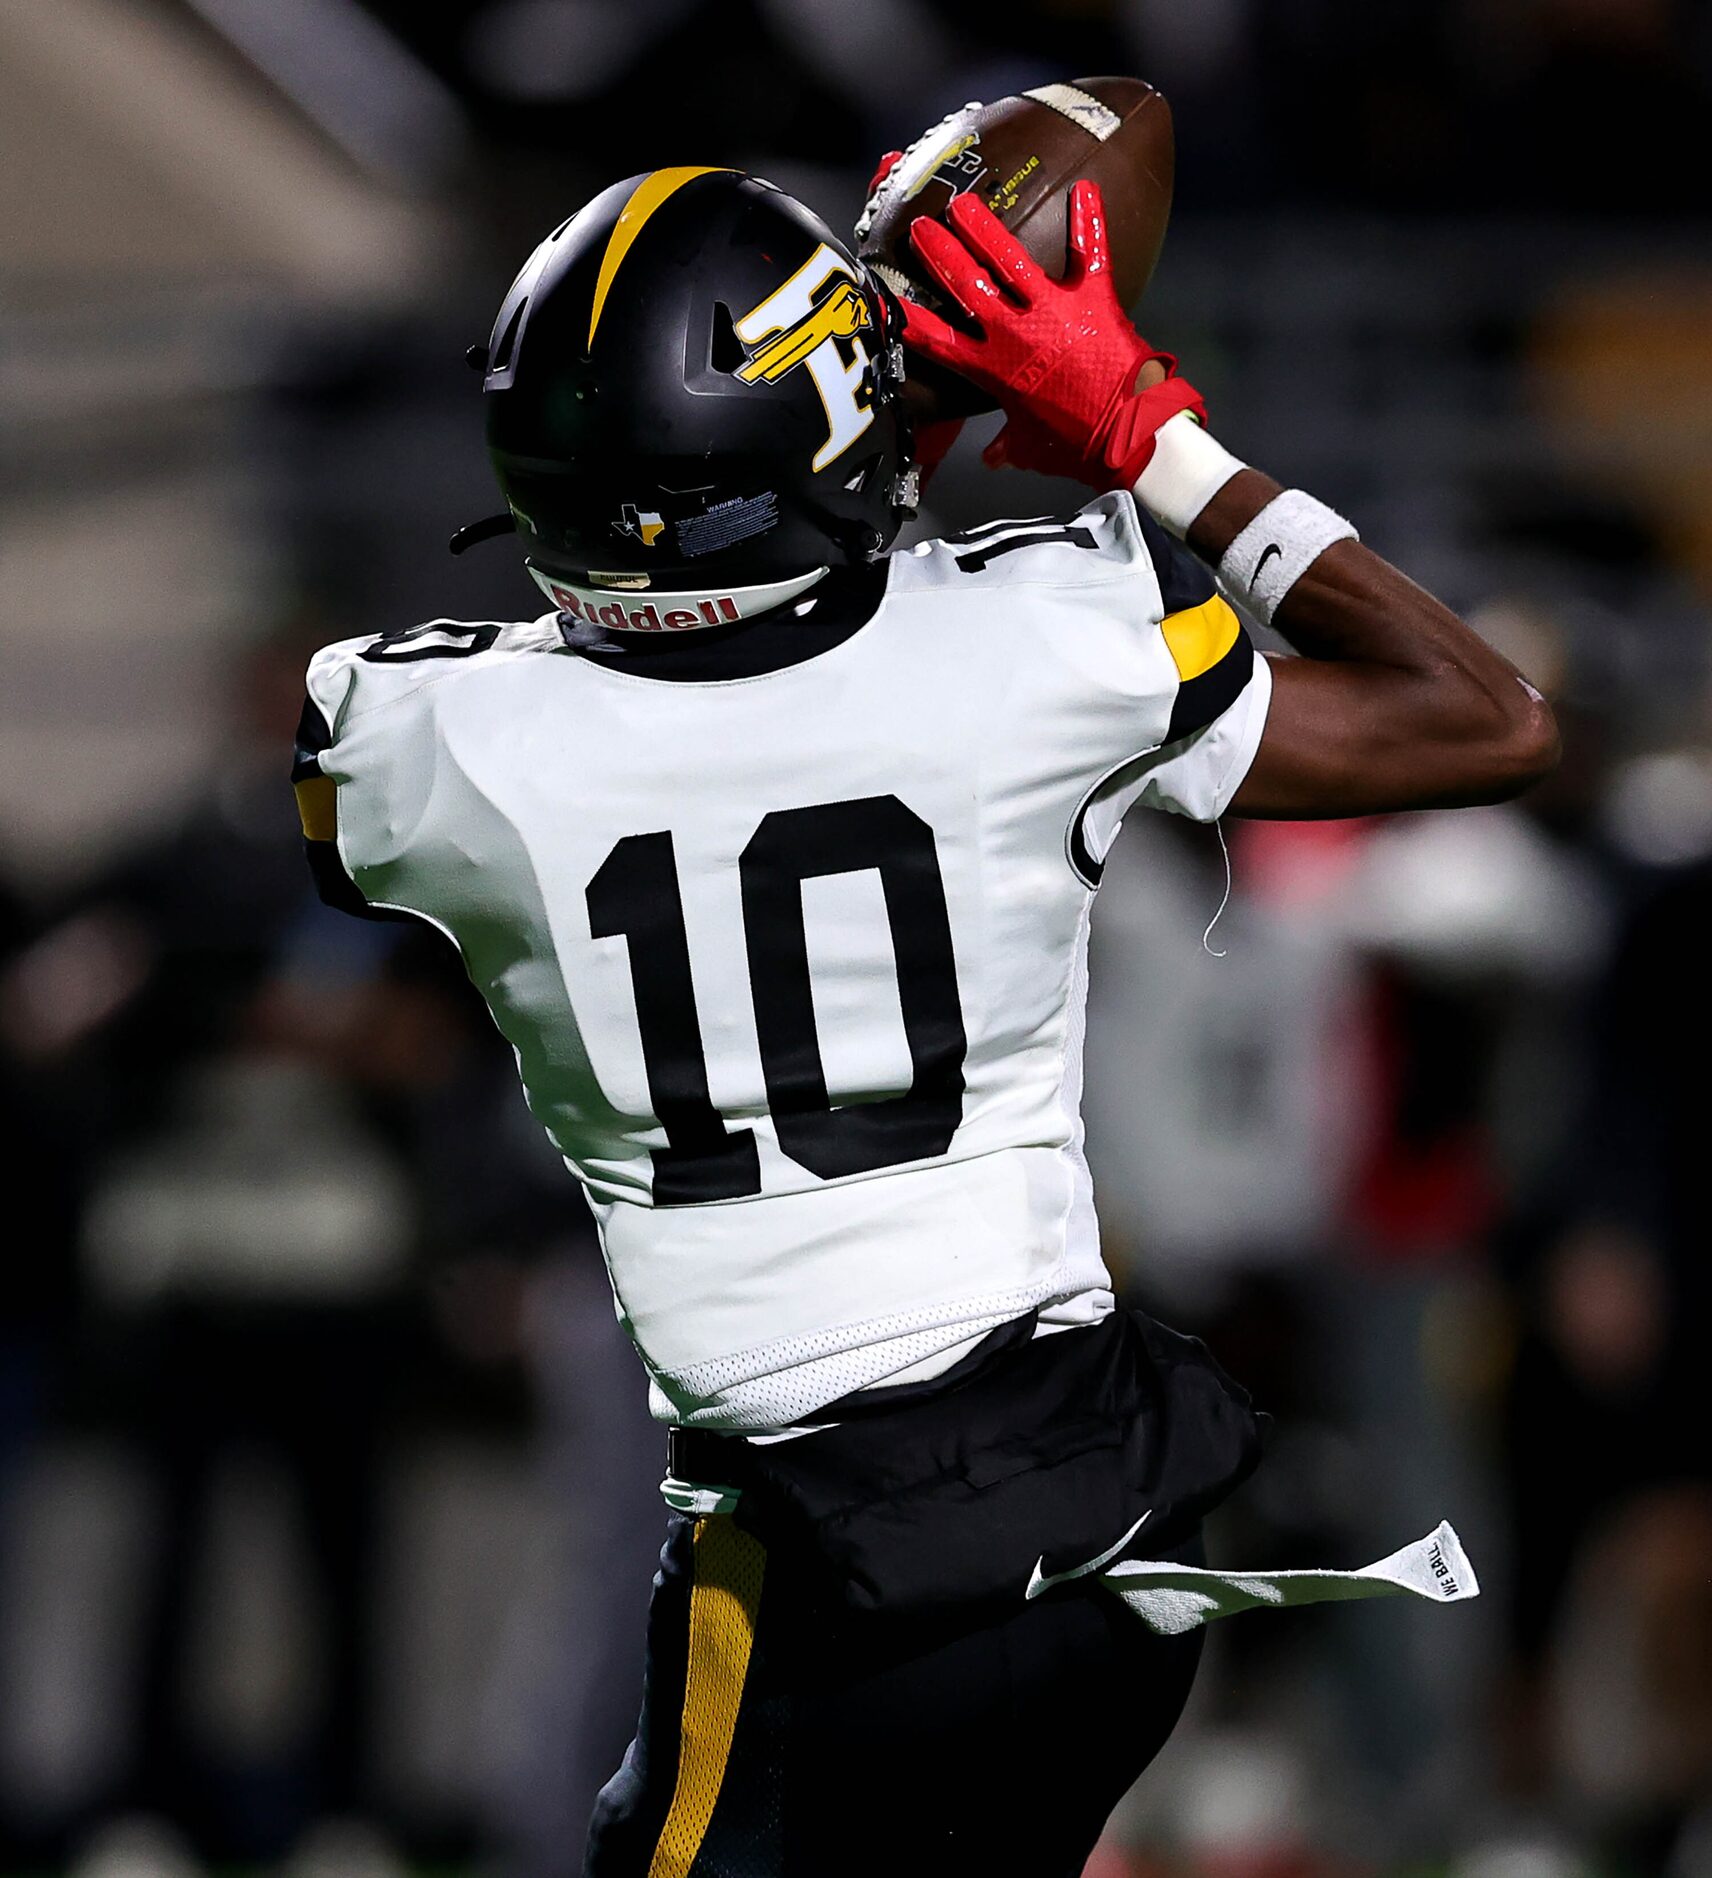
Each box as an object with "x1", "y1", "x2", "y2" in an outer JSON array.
[{"x1": 454, "y1": 167, "x2": 918, "y2": 629}]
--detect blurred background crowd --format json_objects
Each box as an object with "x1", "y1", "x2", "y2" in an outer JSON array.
[{"x1": 3, "y1": 0, "x2": 1711, "y2": 1874}]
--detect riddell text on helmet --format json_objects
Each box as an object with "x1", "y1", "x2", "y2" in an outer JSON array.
[{"x1": 549, "y1": 586, "x2": 741, "y2": 631}]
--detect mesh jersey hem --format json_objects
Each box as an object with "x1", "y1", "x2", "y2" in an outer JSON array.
[{"x1": 643, "y1": 1272, "x2": 1109, "y2": 1430}]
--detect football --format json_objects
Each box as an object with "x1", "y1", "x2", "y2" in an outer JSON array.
[{"x1": 857, "y1": 76, "x2": 1175, "y2": 422}]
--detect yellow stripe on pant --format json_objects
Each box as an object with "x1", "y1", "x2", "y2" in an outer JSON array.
[{"x1": 647, "y1": 1517, "x2": 767, "y2": 1878}]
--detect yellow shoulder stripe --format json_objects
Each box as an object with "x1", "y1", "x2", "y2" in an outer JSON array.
[
  {"x1": 588, "y1": 167, "x2": 733, "y2": 351},
  {"x1": 647, "y1": 1518, "x2": 765, "y2": 1878},
  {"x1": 1161, "y1": 594, "x2": 1241, "y2": 682},
  {"x1": 294, "y1": 774, "x2": 337, "y2": 842}
]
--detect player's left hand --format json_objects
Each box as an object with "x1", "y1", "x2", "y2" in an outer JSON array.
[
  {"x1": 867, "y1": 149, "x2": 905, "y2": 198},
  {"x1": 903, "y1": 181, "x2": 1205, "y2": 491}
]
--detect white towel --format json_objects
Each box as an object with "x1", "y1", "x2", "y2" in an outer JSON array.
[{"x1": 1079, "y1": 1520, "x2": 1479, "y2": 1636}]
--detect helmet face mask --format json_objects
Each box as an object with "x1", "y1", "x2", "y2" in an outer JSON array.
[{"x1": 471, "y1": 169, "x2": 916, "y2": 631}]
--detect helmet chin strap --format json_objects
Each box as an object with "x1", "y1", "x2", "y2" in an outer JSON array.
[{"x1": 529, "y1": 565, "x2": 829, "y2": 632}]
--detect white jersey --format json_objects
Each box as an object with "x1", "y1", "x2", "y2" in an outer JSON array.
[{"x1": 298, "y1": 491, "x2": 1271, "y2": 1428}]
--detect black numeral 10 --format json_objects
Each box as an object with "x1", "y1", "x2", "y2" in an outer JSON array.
[{"x1": 587, "y1": 795, "x2": 967, "y2": 1204}]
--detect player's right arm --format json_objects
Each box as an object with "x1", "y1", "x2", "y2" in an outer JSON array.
[
  {"x1": 901, "y1": 184, "x2": 1559, "y2": 817},
  {"x1": 1182, "y1": 468, "x2": 1557, "y2": 817}
]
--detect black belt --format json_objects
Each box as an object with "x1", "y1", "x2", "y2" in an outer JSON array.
[{"x1": 667, "y1": 1423, "x2": 756, "y2": 1491}]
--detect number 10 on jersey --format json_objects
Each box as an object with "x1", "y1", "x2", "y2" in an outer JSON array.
[{"x1": 587, "y1": 794, "x2": 968, "y2": 1204}]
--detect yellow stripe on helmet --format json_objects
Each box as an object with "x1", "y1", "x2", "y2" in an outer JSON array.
[{"x1": 587, "y1": 167, "x2": 735, "y2": 352}]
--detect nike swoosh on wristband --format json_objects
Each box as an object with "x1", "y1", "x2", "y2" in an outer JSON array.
[
  {"x1": 1025, "y1": 1508, "x2": 1153, "y2": 1600},
  {"x1": 1253, "y1": 541, "x2": 1283, "y2": 582}
]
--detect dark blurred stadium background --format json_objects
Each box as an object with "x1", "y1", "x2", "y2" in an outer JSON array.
[{"x1": 3, "y1": 1, "x2": 1711, "y2": 1874}]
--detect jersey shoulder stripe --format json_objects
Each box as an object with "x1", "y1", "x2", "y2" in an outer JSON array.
[
  {"x1": 1132, "y1": 503, "x2": 1255, "y2": 745},
  {"x1": 1162, "y1": 597, "x2": 1252, "y2": 743}
]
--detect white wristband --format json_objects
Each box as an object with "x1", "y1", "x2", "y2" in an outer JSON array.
[
  {"x1": 1132, "y1": 411, "x2": 1247, "y2": 537},
  {"x1": 1217, "y1": 489, "x2": 1358, "y2": 625}
]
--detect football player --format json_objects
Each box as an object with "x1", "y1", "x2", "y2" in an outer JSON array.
[{"x1": 293, "y1": 168, "x2": 1555, "y2": 1876}]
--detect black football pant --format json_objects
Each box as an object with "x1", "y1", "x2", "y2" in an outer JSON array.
[{"x1": 584, "y1": 1512, "x2": 1203, "y2": 1878}]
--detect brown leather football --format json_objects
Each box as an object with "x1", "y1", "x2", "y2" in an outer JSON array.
[{"x1": 856, "y1": 77, "x2": 1175, "y2": 422}]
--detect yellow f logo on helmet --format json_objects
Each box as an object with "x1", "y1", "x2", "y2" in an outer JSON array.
[
  {"x1": 736, "y1": 282, "x2": 871, "y2": 386},
  {"x1": 735, "y1": 246, "x2": 876, "y2": 472}
]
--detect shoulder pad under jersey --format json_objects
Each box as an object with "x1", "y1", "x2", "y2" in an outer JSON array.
[{"x1": 305, "y1": 614, "x2": 562, "y2": 732}]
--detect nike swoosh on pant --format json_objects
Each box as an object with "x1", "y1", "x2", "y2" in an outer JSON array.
[{"x1": 1025, "y1": 1508, "x2": 1153, "y2": 1600}]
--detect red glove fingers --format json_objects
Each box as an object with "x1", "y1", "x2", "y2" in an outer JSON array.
[
  {"x1": 937, "y1": 192, "x2": 1046, "y2": 305},
  {"x1": 1062, "y1": 175, "x2": 1111, "y2": 288},
  {"x1": 898, "y1": 178, "x2": 1202, "y2": 493},
  {"x1": 867, "y1": 150, "x2": 904, "y2": 198},
  {"x1": 915, "y1": 186, "x2": 1098, "y2": 317},
  {"x1": 908, "y1": 214, "x2": 1012, "y2": 327}
]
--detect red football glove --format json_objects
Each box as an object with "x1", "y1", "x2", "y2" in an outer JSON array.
[
  {"x1": 867, "y1": 149, "x2": 904, "y2": 197},
  {"x1": 902, "y1": 180, "x2": 1205, "y2": 491}
]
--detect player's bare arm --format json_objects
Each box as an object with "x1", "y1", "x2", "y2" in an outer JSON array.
[
  {"x1": 1189, "y1": 469, "x2": 1560, "y2": 818},
  {"x1": 900, "y1": 180, "x2": 1559, "y2": 822}
]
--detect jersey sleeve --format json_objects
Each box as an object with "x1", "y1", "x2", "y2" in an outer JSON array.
[
  {"x1": 291, "y1": 616, "x2": 548, "y2": 924},
  {"x1": 1139, "y1": 507, "x2": 1261, "y2": 749},
  {"x1": 1063, "y1": 503, "x2": 1272, "y2": 884},
  {"x1": 292, "y1": 644, "x2": 405, "y2": 922},
  {"x1": 903, "y1": 493, "x2": 1270, "y2": 885}
]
